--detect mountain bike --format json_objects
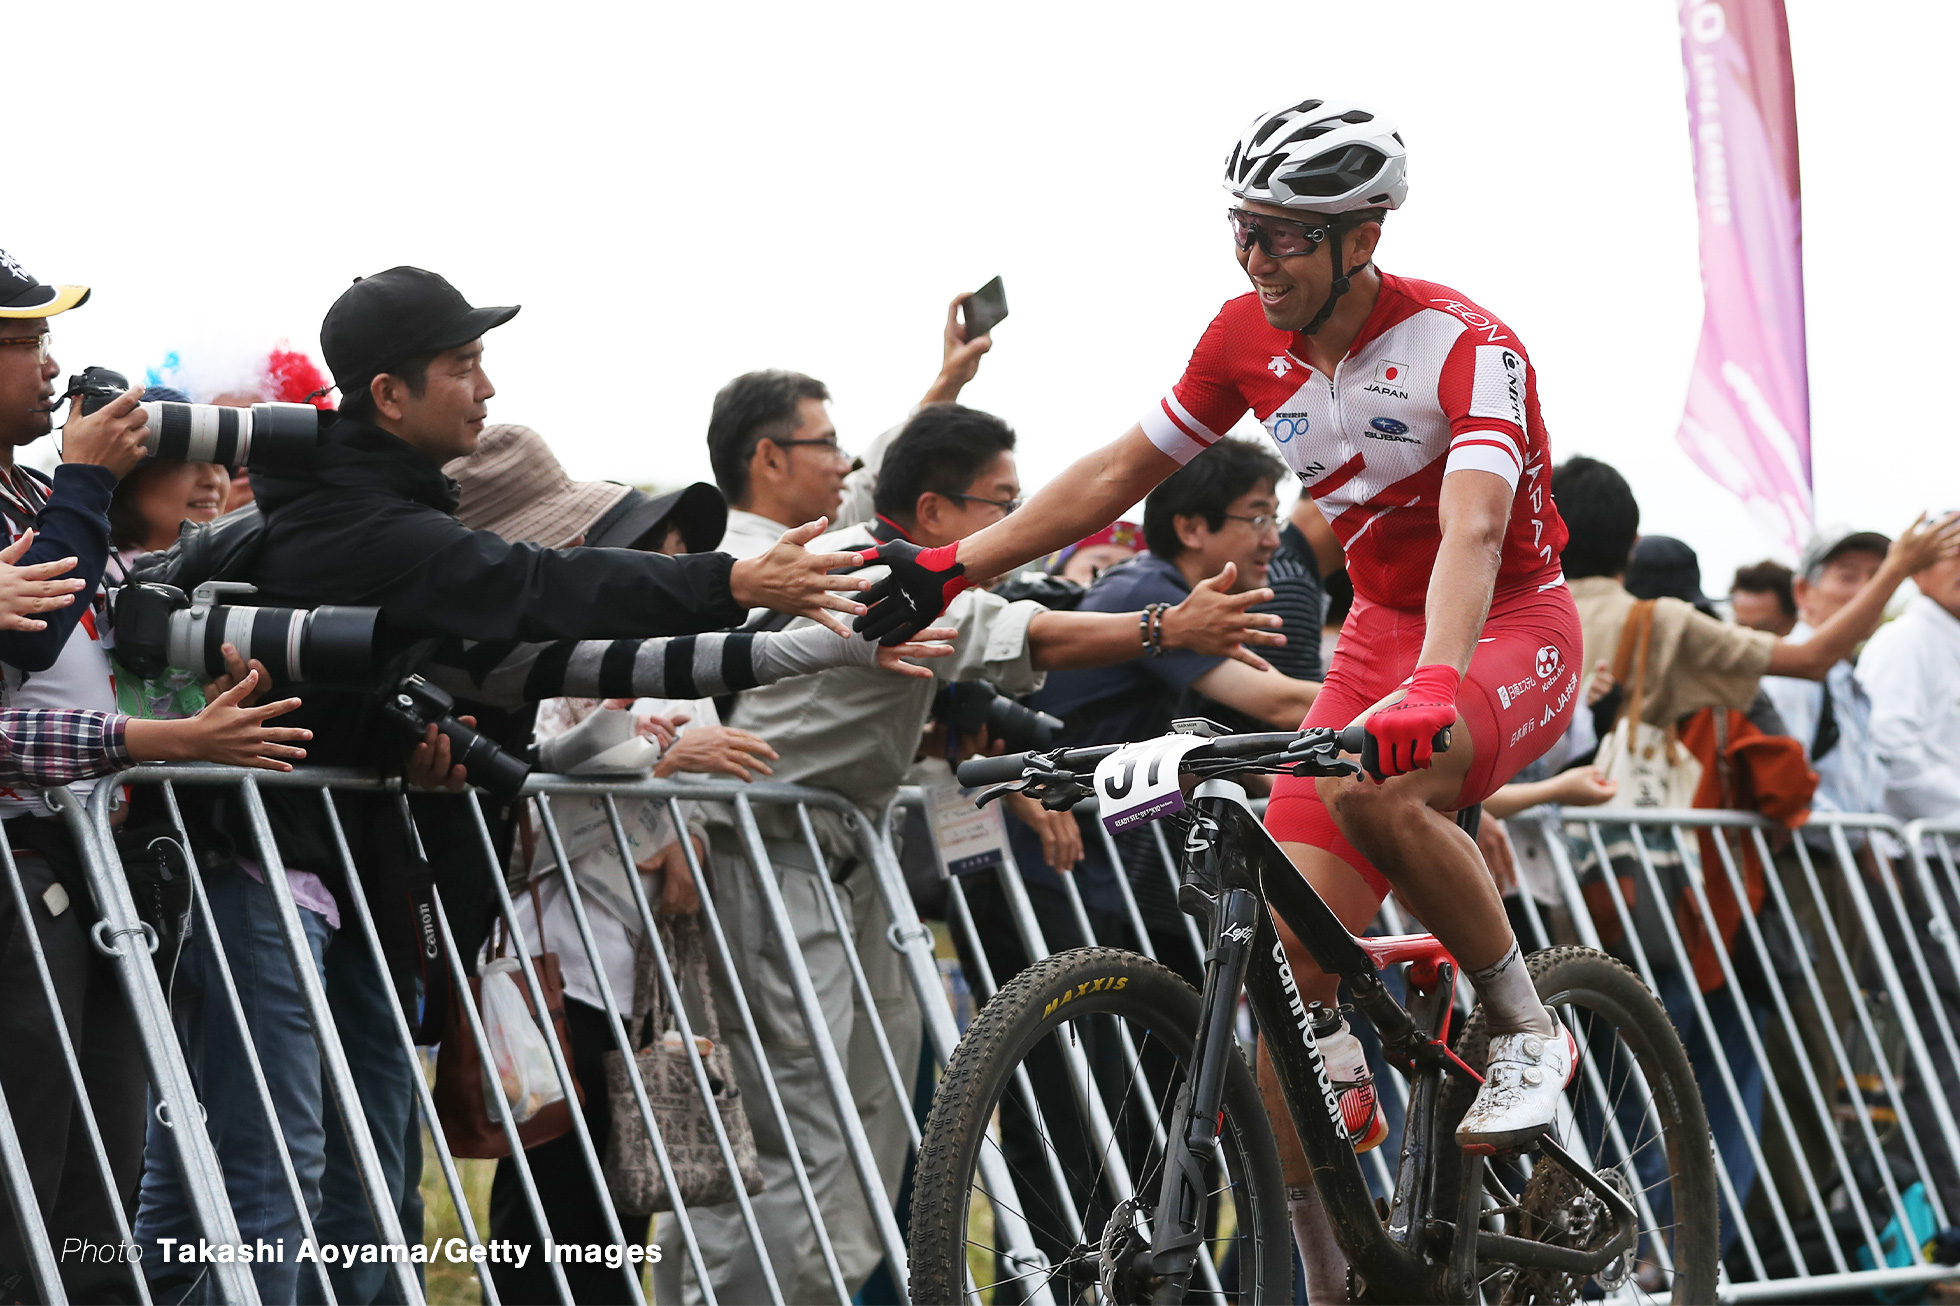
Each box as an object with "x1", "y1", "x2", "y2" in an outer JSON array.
[{"x1": 907, "y1": 722, "x2": 1717, "y2": 1304}]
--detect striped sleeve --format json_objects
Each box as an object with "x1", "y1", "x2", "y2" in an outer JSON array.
[
  {"x1": 419, "y1": 633, "x2": 763, "y2": 709},
  {"x1": 1437, "y1": 333, "x2": 1529, "y2": 489},
  {"x1": 1140, "y1": 305, "x2": 1249, "y2": 465}
]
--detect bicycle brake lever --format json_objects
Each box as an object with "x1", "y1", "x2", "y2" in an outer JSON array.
[{"x1": 973, "y1": 781, "x2": 1026, "y2": 808}]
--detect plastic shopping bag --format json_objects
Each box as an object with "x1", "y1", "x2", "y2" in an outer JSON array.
[{"x1": 478, "y1": 958, "x2": 566, "y2": 1124}]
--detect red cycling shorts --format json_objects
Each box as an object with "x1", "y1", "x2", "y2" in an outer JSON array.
[{"x1": 1265, "y1": 581, "x2": 1584, "y2": 898}]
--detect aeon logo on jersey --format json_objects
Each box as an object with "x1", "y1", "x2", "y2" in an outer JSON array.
[
  {"x1": 1267, "y1": 411, "x2": 1310, "y2": 443},
  {"x1": 1269, "y1": 355, "x2": 1293, "y2": 378}
]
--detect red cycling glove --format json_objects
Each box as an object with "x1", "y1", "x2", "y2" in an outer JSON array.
[
  {"x1": 1363, "y1": 664, "x2": 1461, "y2": 779},
  {"x1": 853, "y1": 539, "x2": 972, "y2": 645}
]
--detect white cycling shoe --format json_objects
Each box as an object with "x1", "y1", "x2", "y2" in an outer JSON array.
[{"x1": 1455, "y1": 1011, "x2": 1577, "y2": 1152}]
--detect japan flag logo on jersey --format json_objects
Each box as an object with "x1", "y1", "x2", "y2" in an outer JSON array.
[{"x1": 1376, "y1": 360, "x2": 1409, "y2": 385}]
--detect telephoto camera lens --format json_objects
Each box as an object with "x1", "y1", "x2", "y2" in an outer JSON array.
[
  {"x1": 69, "y1": 366, "x2": 320, "y2": 473},
  {"x1": 139, "y1": 399, "x2": 319, "y2": 473},
  {"x1": 113, "y1": 582, "x2": 382, "y2": 689},
  {"x1": 169, "y1": 601, "x2": 380, "y2": 688}
]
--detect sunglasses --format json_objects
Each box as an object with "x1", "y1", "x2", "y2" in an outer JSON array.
[{"x1": 1227, "y1": 208, "x2": 1336, "y2": 258}]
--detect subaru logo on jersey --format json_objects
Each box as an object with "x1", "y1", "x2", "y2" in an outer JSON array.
[
  {"x1": 1267, "y1": 412, "x2": 1309, "y2": 443},
  {"x1": 1370, "y1": 417, "x2": 1409, "y2": 436},
  {"x1": 1376, "y1": 360, "x2": 1408, "y2": 384}
]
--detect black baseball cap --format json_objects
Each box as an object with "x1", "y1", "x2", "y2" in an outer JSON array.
[
  {"x1": 0, "y1": 249, "x2": 89, "y2": 318},
  {"x1": 321, "y1": 266, "x2": 518, "y2": 400}
]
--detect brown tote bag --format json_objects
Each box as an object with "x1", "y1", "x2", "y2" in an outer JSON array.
[{"x1": 432, "y1": 878, "x2": 584, "y2": 1159}]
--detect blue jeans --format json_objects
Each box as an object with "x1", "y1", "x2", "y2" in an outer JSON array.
[
  {"x1": 135, "y1": 866, "x2": 332, "y2": 1305},
  {"x1": 307, "y1": 927, "x2": 424, "y2": 1305}
]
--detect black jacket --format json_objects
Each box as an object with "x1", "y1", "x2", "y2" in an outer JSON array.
[
  {"x1": 241, "y1": 416, "x2": 748, "y2": 920},
  {"x1": 0, "y1": 463, "x2": 118, "y2": 672}
]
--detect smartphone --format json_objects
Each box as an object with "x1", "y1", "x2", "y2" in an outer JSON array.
[{"x1": 962, "y1": 276, "x2": 1008, "y2": 341}]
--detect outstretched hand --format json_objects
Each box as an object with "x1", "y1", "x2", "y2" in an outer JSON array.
[
  {"x1": 872, "y1": 624, "x2": 959, "y2": 679},
  {"x1": 177, "y1": 671, "x2": 311, "y2": 771},
  {"x1": 727, "y1": 518, "x2": 871, "y2": 636},
  {"x1": 0, "y1": 530, "x2": 85, "y2": 632},
  {"x1": 1158, "y1": 562, "x2": 1287, "y2": 669}
]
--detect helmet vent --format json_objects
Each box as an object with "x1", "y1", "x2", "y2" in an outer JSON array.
[
  {"x1": 1339, "y1": 109, "x2": 1375, "y2": 124},
  {"x1": 1290, "y1": 98, "x2": 1324, "y2": 115},
  {"x1": 1367, "y1": 193, "x2": 1392, "y2": 205},
  {"x1": 1251, "y1": 115, "x2": 1292, "y2": 148},
  {"x1": 1280, "y1": 144, "x2": 1387, "y2": 197},
  {"x1": 1252, "y1": 153, "x2": 1290, "y2": 189},
  {"x1": 1226, "y1": 142, "x2": 1243, "y2": 180},
  {"x1": 1279, "y1": 122, "x2": 1336, "y2": 148}
]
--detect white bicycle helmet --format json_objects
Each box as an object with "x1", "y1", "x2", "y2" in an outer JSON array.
[{"x1": 1225, "y1": 99, "x2": 1407, "y2": 213}]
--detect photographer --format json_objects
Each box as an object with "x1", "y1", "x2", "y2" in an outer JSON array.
[
  {"x1": 0, "y1": 251, "x2": 310, "y2": 1302},
  {"x1": 661, "y1": 403, "x2": 1283, "y2": 1305},
  {"x1": 187, "y1": 266, "x2": 874, "y2": 1305}
]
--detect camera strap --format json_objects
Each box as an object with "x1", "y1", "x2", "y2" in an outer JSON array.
[{"x1": 0, "y1": 465, "x2": 49, "y2": 536}]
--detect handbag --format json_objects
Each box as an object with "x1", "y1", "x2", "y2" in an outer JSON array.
[
  {"x1": 602, "y1": 914, "x2": 764, "y2": 1215},
  {"x1": 432, "y1": 878, "x2": 583, "y2": 1159},
  {"x1": 1593, "y1": 599, "x2": 1704, "y2": 812}
]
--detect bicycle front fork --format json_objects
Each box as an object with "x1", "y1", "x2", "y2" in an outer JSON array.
[{"x1": 1144, "y1": 884, "x2": 1261, "y2": 1293}]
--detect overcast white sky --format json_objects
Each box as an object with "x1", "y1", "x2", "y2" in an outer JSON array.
[{"x1": 12, "y1": 0, "x2": 1955, "y2": 592}]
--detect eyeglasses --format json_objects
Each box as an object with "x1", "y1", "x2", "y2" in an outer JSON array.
[
  {"x1": 947, "y1": 492, "x2": 1023, "y2": 515},
  {"x1": 769, "y1": 435, "x2": 851, "y2": 458},
  {"x1": 1223, "y1": 511, "x2": 1279, "y2": 532},
  {"x1": 0, "y1": 333, "x2": 50, "y2": 365},
  {"x1": 1227, "y1": 208, "x2": 1335, "y2": 259}
]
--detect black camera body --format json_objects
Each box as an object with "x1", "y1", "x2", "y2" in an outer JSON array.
[
  {"x1": 67, "y1": 366, "x2": 320, "y2": 473},
  {"x1": 932, "y1": 680, "x2": 1064, "y2": 753},
  {"x1": 113, "y1": 579, "x2": 381, "y2": 687},
  {"x1": 380, "y1": 676, "x2": 533, "y2": 802}
]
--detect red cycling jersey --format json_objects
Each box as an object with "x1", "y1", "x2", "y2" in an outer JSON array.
[{"x1": 1140, "y1": 272, "x2": 1569, "y2": 610}]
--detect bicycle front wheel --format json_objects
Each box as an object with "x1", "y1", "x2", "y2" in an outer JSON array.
[
  {"x1": 1438, "y1": 945, "x2": 1719, "y2": 1304},
  {"x1": 908, "y1": 946, "x2": 1294, "y2": 1305}
]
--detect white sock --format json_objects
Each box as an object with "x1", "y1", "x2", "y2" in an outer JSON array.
[
  {"x1": 1469, "y1": 942, "x2": 1554, "y2": 1037},
  {"x1": 1287, "y1": 1183, "x2": 1349, "y2": 1305}
]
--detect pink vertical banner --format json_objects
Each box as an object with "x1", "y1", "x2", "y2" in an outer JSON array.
[{"x1": 1677, "y1": 0, "x2": 1811, "y2": 558}]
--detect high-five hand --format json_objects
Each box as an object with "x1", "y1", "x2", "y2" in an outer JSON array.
[
  {"x1": 727, "y1": 518, "x2": 872, "y2": 636},
  {"x1": 1158, "y1": 562, "x2": 1287, "y2": 669}
]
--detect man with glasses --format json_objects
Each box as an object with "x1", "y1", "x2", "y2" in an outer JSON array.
[
  {"x1": 705, "y1": 294, "x2": 994, "y2": 563},
  {"x1": 854, "y1": 100, "x2": 1590, "y2": 1298},
  {"x1": 0, "y1": 250, "x2": 174, "y2": 1300}
]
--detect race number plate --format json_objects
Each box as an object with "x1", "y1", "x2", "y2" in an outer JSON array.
[{"x1": 1092, "y1": 734, "x2": 1212, "y2": 834}]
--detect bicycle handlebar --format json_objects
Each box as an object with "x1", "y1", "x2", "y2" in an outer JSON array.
[{"x1": 956, "y1": 723, "x2": 1380, "y2": 788}]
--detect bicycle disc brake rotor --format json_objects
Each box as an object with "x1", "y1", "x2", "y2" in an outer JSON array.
[
  {"x1": 1098, "y1": 1196, "x2": 1155, "y2": 1302},
  {"x1": 1504, "y1": 1155, "x2": 1630, "y2": 1305}
]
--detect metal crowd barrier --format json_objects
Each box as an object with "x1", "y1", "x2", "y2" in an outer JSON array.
[
  {"x1": 6, "y1": 759, "x2": 1960, "y2": 1306},
  {"x1": 0, "y1": 764, "x2": 975, "y2": 1306}
]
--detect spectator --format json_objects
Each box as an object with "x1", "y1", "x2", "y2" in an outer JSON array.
[
  {"x1": 1761, "y1": 529, "x2": 1896, "y2": 828},
  {"x1": 1731, "y1": 559, "x2": 1798, "y2": 636},
  {"x1": 661, "y1": 403, "x2": 1281, "y2": 1305},
  {"x1": 710, "y1": 293, "x2": 991, "y2": 563},
  {"x1": 0, "y1": 250, "x2": 287, "y2": 1302},
  {"x1": 104, "y1": 385, "x2": 230, "y2": 555},
  {"x1": 1861, "y1": 517, "x2": 1960, "y2": 824},
  {"x1": 195, "y1": 265, "x2": 871, "y2": 1305},
  {"x1": 147, "y1": 342, "x2": 334, "y2": 508}
]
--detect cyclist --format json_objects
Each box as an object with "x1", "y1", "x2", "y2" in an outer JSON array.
[{"x1": 857, "y1": 98, "x2": 1582, "y2": 1293}]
